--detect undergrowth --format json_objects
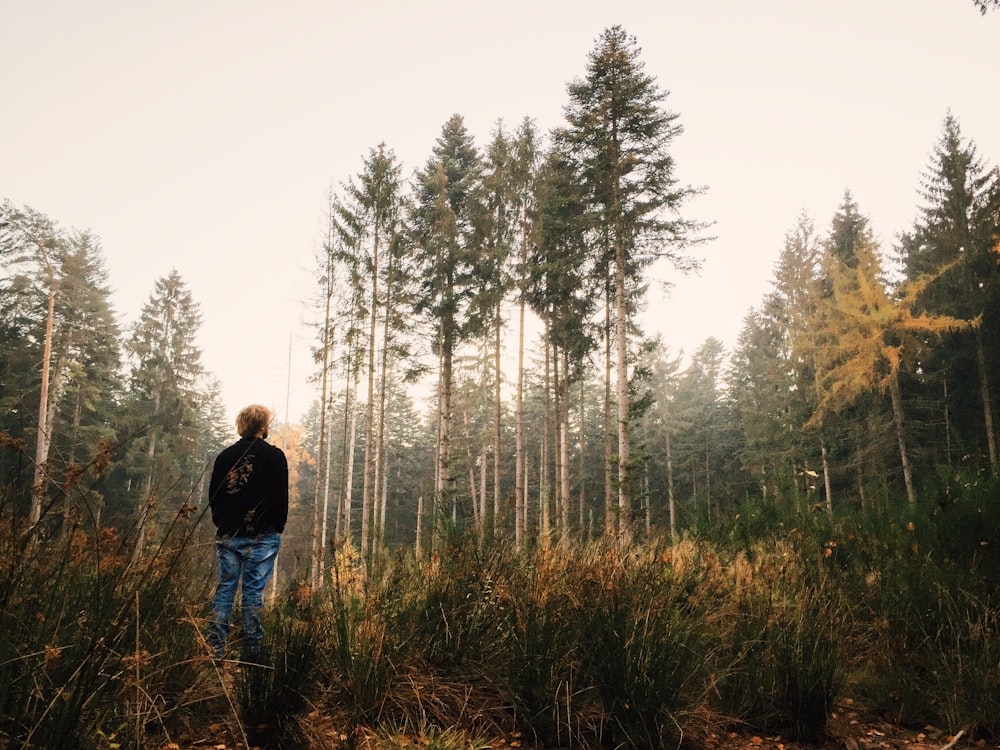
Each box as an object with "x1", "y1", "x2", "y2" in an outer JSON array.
[{"x1": 2, "y1": 472, "x2": 999, "y2": 748}]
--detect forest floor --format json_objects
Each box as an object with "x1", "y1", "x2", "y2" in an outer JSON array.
[
  {"x1": 695, "y1": 699, "x2": 990, "y2": 750},
  {"x1": 172, "y1": 695, "x2": 994, "y2": 750}
]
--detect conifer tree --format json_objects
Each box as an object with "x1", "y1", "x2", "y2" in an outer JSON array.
[
  {"x1": 898, "y1": 114, "x2": 1000, "y2": 473},
  {"x1": 511, "y1": 118, "x2": 540, "y2": 546},
  {"x1": 0, "y1": 206, "x2": 122, "y2": 532},
  {"x1": 812, "y1": 215, "x2": 970, "y2": 504},
  {"x1": 672, "y1": 338, "x2": 728, "y2": 522},
  {"x1": 410, "y1": 115, "x2": 482, "y2": 526},
  {"x1": 558, "y1": 26, "x2": 702, "y2": 536},
  {"x1": 124, "y1": 270, "x2": 205, "y2": 558},
  {"x1": 529, "y1": 144, "x2": 595, "y2": 539},
  {"x1": 334, "y1": 143, "x2": 406, "y2": 555}
]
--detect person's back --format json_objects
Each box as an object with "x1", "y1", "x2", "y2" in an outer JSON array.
[
  {"x1": 209, "y1": 435, "x2": 288, "y2": 538},
  {"x1": 206, "y1": 404, "x2": 288, "y2": 662}
]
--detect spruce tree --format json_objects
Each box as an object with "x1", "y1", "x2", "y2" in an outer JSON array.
[
  {"x1": 558, "y1": 26, "x2": 703, "y2": 536},
  {"x1": 898, "y1": 114, "x2": 1000, "y2": 473},
  {"x1": 410, "y1": 115, "x2": 483, "y2": 525},
  {"x1": 123, "y1": 270, "x2": 206, "y2": 557},
  {"x1": 334, "y1": 143, "x2": 406, "y2": 554}
]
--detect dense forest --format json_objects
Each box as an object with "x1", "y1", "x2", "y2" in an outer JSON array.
[
  {"x1": 2, "y1": 24, "x2": 1000, "y2": 750},
  {"x1": 3, "y1": 26, "x2": 998, "y2": 576}
]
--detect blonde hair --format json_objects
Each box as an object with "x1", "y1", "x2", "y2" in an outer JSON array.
[{"x1": 236, "y1": 404, "x2": 272, "y2": 439}]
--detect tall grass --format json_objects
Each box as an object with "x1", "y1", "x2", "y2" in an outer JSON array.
[{"x1": 3, "y1": 467, "x2": 999, "y2": 748}]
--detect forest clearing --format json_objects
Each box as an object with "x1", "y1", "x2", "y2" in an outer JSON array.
[{"x1": 3, "y1": 8, "x2": 1000, "y2": 749}]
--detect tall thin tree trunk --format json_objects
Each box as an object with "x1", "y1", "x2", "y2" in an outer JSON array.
[
  {"x1": 644, "y1": 465, "x2": 651, "y2": 537},
  {"x1": 433, "y1": 334, "x2": 444, "y2": 538},
  {"x1": 320, "y1": 411, "x2": 334, "y2": 575},
  {"x1": 666, "y1": 430, "x2": 676, "y2": 544},
  {"x1": 515, "y1": 272, "x2": 526, "y2": 547},
  {"x1": 614, "y1": 243, "x2": 630, "y2": 538},
  {"x1": 438, "y1": 314, "x2": 455, "y2": 533},
  {"x1": 462, "y1": 404, "x2": 480, "y2": 527},
  {"x1": 375, "y1": 244, "x2": 395, "y2": 548},
  {"x1": 974, "y1": 329, "x2": 998, "y2": 473},
  {"x1": 342, "y1": 370, "x2": 360, "y2": 543},
  {"x1": 415, "y1": 494, "x2": 423, "y2": 559},
  {"x1": 603, "y1": 295, "x2": 614, "y2": 536},
  {"x1": 821, "y1": 442, "x2": 833, "y2": 516},
  {"x1": 558, "y1": 352, "x2": 571, "y2": 541},
  {"x1": 578, "y1": 378, "x2": 586, "y2": 533},
  {"x1": 30, "y1": 288, "x2": 56, "y2": 528},
  {"x1": 361, "y1": 232, "x2": 380, "y2": 556},
  {"x1": 552, "y1": 341, "x2": 564, "y2": 539},
  {"x1": 311, "y1": 293, "x2": 332, "y2": 589},
  {"x1": 889, "y1": 373, "x2": 916, "y2": 504},
  {"x1": 493, "y1": 302, "x2": 502, "y2": 530},
  {"x1": 540, "y1": 317, "x2": 552, "y2": 547}
]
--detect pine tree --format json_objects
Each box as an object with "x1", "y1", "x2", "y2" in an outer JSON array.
[
  {"x1": 529, "y1": 145, "x2": 597, "y2": 540},
  {"x1": 511, "y1": 118, "x2": 541, "y2": 546},
  {"x1": 898, "y1": 114, "x2": 1000, "y2": 473},
  {"x1": 124, "y1": 270, "x2": 205, "y2": 558},
  {"x1": 333, "y1": 143, "x2": 406, "y2": 555},
  {"x1": 410, "y1": 115, "x2": 483, "y2": 528},
  {"x1": 672, "y1": 338, "x2": 729, "y2": 523},
  {"x1": 468, "y1": 121, "x2": 520, "y2": 532},
  {"x1": 0, "y1": 205, "x2": 122, "y2": 532},
  {"x1": 558, "y1": 26, "x2": 703, "y2": 536}
]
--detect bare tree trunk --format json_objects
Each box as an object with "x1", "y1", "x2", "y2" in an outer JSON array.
[
  {"x1": 614, "y1": 243, "x2": 630, "y2": 539},
  {"x1": 438, "y1": 319, "x2": 455, "y2": 534},
  {"x1": 311, "y1": 299, "x2": 332, "y2": 589},
  {"x1": 821, "y1": 442, "x2": 833, "y2": 516},
  {"x1": 361, "y1": 230, "x2": 380, "y2": 556},
  {"x1": 462, "y1": 404, "x2": 480, "y2": 527},
  {"x1": 540, "y1": 317, "x2": 552, "y2": 547},
  {"x1": 493, "y1": 301, "x2": 502, "y2": 531},
  {"x1": 318, "y1": 412, "x2": 334, "y2": 580},
  {"x1": 644, "y1": 465, "x2": 651, "y2": 537},
  {"x1": 375, "y1": 245, "x2": 395, "y2": 548},
  {"x1": 578, "y1": 378, "x2": 586, "y2": 533},
  {"x1": 666, "y1": 430, "x2": 676, "y2": 544},
  {"x1": 515, "y1": 275, "x2": 526, "y2": 547},
  {"x1": 974, "y1": 329, "x2": 998, "y2": 473},
  {"x1": 889, "y1": 373, "x2": 916, "y2": 504},
  {"x1": 480, "y1": 443, "x2": 488, "y2": 528},
  {"x1": 342, "y1": 370, "x2": 360, "y2": 543},
  {"x1": 558, "y1": 352, "x2": 571, "y2": 542},
  {"x1": 30, "y1": 288, "x2": 56, "y2": 528},
  {"x1": 415, "y1": 494, "x2": 423, "y2": 559},
  {"x1": 552, "y1": 341, "x2": 564, "y2": 539},
  {"x1": 603, "y1": 296, "x2": 615, "y2": 536}
]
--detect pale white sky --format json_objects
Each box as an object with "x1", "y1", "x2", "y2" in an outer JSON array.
[{"x1": 3, "y1": 0, "x2": 998, "y2": 427}]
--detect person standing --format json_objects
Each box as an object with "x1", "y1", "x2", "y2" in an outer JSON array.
[{"x1": 207, "y1": 404, "x2": 288, "y2": 662}]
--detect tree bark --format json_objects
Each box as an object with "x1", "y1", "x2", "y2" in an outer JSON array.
[
  {"x1": 30, "y1": 288, "x2": 56, "y2": 528},
  {"x1": 615, "y1": 241, "x2": 631, "y2": 539},
  {"x1": 974, "y1": 328, "x2": 998, "y2": 473},
  {"x1": 889, "y1": 373, "x2": 916, "y2": 504}
]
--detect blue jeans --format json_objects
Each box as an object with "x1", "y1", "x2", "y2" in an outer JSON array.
[{"x1": 208, "y1": 531, "x2": 281, "y2": 660}]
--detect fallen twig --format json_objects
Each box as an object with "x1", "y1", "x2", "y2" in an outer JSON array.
[{"x1": 939, "y1": 728, "x2": 966, "y2": 750}]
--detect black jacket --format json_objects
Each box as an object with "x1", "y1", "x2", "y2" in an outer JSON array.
[{"x1": 209, "y1": 436, "x2": 289, "y2": 537}]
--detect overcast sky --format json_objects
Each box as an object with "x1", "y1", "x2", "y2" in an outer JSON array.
[{"x1": 3, "y1": 0, "x2": 998, "y2": 428}]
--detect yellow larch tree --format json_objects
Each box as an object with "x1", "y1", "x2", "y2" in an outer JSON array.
[{"x1": 808, "y1": 235, "x2": 972, "y2": 504}]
